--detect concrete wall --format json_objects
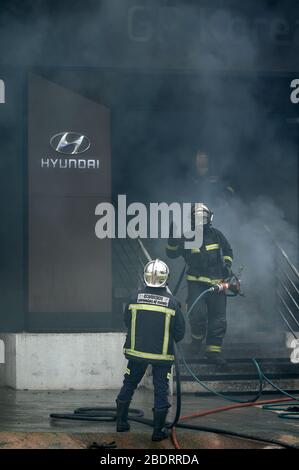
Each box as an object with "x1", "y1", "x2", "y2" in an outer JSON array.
[
  {"x1": 0, "y1": 333, "x2": 127, "y2": 390},
  {"x1": 0, "y1": 335, "x2": 16, "y2": 388},
  {"x1": 0, "y1": 339, "x2": 4, "y2": 363}
]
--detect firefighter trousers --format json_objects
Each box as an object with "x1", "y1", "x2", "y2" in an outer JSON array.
[
  {"x1": 117, "y1": 360, "x2": 172, "y2": 409},
  {"x1": 187, "y1": 281, "x2": 227, "y2": 351}
]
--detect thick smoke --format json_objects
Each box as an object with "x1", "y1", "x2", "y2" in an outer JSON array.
[
  {"x1": 108, "y1": 3, "x2": 298, "y2": 344},
  {"x1": 0, "y1": 1, "x2": 297, "y2": 345}
]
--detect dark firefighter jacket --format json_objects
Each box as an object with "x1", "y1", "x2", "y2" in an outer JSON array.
[
  {"x1": 166, "y1": 225, "x2": 233, "y2": 284},
  {"x1": 123, "y1": 286, "x2": 185, "y2": 365}
]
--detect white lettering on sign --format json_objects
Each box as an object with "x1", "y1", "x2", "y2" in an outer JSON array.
[{"x1": 137, "y1": 293, "x2": 170, "y2": 307}]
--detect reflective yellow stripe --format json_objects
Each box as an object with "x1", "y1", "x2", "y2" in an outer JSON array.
[
  {"x1": 205, "y1": 243, "x2": 219, "y2": 251},
  {"x1": 124, "y1": 348, "x2": 174, "y2": 362},
  {"x1": 127, "y1": 305, "x2": 175, "y2": 361},
  {"x1": 223, "y1": 256, "x2": 233, "y2": 263},
  {"x1": 128, "y1": 304, "x2": 175, "y2": 316},
  {"x1": 130, "y1": 308, "x2": 137, "y2": 350},
  {"x1": 206, "y1": 345, "x2": 222, "y2": 353},
  {"x1": 167, "y1": 244, "x2": 179, "y2": 251},
  {"x1": 125, "y1": 368, "x2": 131, "y2": 375},
  {"x1": 167, "y1": 372, "x2": 172, "y2": 380},
  {"x1": 191, "y1": 248, "x2": 201, "y2": 253},
  {"x1": 187, "y1": 275, "x2": 222, "y2": 284},
  {"x1": 162, "y1": 313, "x2": 171, "y2": 356},
  {"x1": 191, "y1": 333, "x2": 205, "y2": 340}
]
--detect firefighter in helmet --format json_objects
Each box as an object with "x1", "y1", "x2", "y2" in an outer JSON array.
[
  {"x1": 116, "y1": 259, "x2": 185, "y2": 442},
  {"x1": 166, "y1": 203, "x2": 233, "y2": 365}
]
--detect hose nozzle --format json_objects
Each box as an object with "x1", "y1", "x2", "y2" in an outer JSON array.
[
  {"x1": 210, "y1": 275, "x2": 243, "y2": 296},
  {"x1": 210, "y1": 282, "x2": 230, "y2": 293}
]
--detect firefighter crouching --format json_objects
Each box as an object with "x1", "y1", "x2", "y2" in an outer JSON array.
[
  {"x1": 116, "y1": 259, "x2": 185, "y2": 442},
  {"x1": 166, "y1": 203, "x2": 233, "y2": 366}
]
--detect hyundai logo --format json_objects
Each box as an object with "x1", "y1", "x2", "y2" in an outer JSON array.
[{"x1": 50, "y1": 132, "x2": 91, "y2": 155}]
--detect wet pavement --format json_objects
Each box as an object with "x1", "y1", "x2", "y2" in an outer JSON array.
[{"x1": 0, "y1": 387, "x2": 298, "y2": 449}]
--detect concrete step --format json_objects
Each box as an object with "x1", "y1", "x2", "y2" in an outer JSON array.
[
  {"x1": 177, "y1": 359, "x2": 299, "y2": 382},
  {"x1": 174, "y1": 356, "x2": 299, "y2": 394},
  {"x1": 176, "y1": 377, "x2": 299, "y2": 395},
  {"x1": 181, "y1": 342, "x2": 290, "y2": 360}
]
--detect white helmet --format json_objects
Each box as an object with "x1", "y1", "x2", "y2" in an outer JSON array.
[
  {"x1": 144, "y1": 259, "x2": 170, "y2": 288},
  {"x1": 192, "y1": 203, "x2": 213, "y2": 225}
]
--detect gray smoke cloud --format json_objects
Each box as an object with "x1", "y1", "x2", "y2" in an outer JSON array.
[
  {"x1": 0, "y1": 1, "x2": 297, "y2": 346},
  {"x1": 113, "y1": 3, "x2": 298, "y2": 346}
]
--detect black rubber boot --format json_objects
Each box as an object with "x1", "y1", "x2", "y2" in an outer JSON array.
[
  {"x1": 152, "y1": 408, "x2": 169, "y2": 442},
  {"x1": 116, "y1": 399, "x2": 131, "y2": 432},
  {"x1": 205, "y1": 352, "x2": 227, "y2": 366}
]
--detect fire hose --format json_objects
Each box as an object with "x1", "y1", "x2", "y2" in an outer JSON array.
[
  {"x1": 170, "y1": 282, "x2": 299, "y2": 448},
  {"x1": 50, "y1": 282, "x2": 299, "y2": 449}
]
